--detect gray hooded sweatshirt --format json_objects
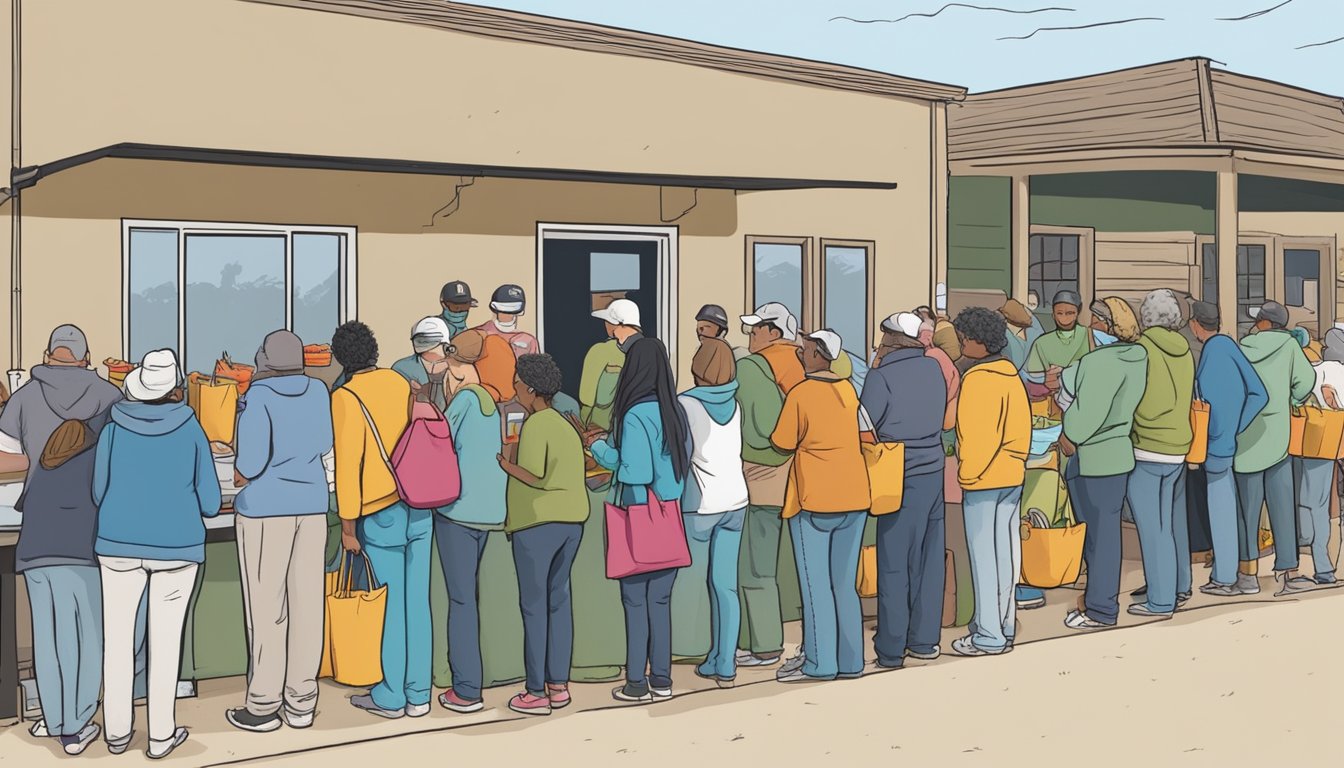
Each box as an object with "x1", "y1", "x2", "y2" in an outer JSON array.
[{"x1": 0, "y1": 365, "x2": 123, "y2": 571}]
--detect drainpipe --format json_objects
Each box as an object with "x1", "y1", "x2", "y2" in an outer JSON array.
[{"x1": 8, "y1": 0, "x2": 19, "y2": 391}]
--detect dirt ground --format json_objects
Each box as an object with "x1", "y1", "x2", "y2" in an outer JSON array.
[{"x1": 3, "y1": 562, "x2": 1341, "y2": 767}]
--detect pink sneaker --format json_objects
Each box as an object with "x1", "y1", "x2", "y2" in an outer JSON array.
[
  {"x1": 438, "y1": 689, "x2": 484, "y2": 714},
  {"x1": 508, "y1": 692, "x2": 552, "y2": 716},
  {"x1": 546, "y1": 684, "x2": 571, "y2": 710}
]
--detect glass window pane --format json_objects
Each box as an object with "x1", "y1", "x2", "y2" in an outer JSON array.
[
  {"x1": 1043, "y1": 261, "x2": 1060, "y2": 281},
  {"x1": 1248, "y1": 246, "x2": 1265, "y2": 273},
  {"x1": 185, "y1": 234, "x2": 285, "y2": 376},
  {"x1": 1043, "y1": 236, "x2": 1061, "y2": 263},
  {"x1": 1029, "y1": 235, "x2": 1043, "y2": 263},
  {"x1": 823, "y1": 245, "x2": 868, "y2": 355},
  {"x1": 129, "y1": 229, "x2": 179, "y2": 362},
  {"x1": 590, "y1": 252, "x2": 641, "y2": 292},
  {"x1": 753, "y1": 243, "x2": 804, "y2": 322},
  {"x1": 1061, "y1": 261, "x2": 1077, "y2": 281},
  {"x1": 1062, "y1": 236, "x2": 1079, "y2": 263},
  {"x1": 1248, "y1": 276, "x2": 1265, "y2": 300},
  {"x1": 293, "y1": 234, "x2": 342, "y2": 346}
]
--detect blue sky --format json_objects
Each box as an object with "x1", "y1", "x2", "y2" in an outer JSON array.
[{"x1": 463, "y1": 0, "x2": 1344, "y2": 94}]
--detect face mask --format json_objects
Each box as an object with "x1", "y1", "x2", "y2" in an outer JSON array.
[
  {"x1": 442, "y1": 309, "x2": 469, "y2": 330},
  {"x1": 1092, "y1": 328, "x2": 1118, "y2": 347}
]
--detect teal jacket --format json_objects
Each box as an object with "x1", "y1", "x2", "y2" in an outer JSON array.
[
  {"x1": 1236, "y1": 329, "x2": 1315, "y2": 473},
  {"x1": 592, "y1": 399, "x2": 687, "y2": 508},
  {"x1": 1063, "y1": 342, "x2": 1148, "y2": 477},
  {"x1": 440, "y1": 385, "x2": 505, "y2": 529}
]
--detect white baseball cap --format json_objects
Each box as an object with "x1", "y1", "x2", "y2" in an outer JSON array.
[
  {"x1": 125, "y1": 349, "x2": 183, "y2": 402},
  {"x1": 804, "y1": 329, "x2": 843, "y2": 362},
  {"x1": 411, "y1": 316, "x2": 451, "y2": 342},
  {"x1": 740, "y1": 303, "x2": 799, "y2": 341},
  {"x1": 592, "y1": 298, "x2": 641, "y2": 327},
  {"x1": 880, "y1": 312, "x2": 923, "y2": 339}
]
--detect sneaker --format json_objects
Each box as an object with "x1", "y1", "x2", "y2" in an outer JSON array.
[
  {"x1": 226, "y1": 708, "x2": 282, "y2": 733},
  {"x1": 650, "y1": 683, "x2": 673, "y2": 701},
  {"x1": 405, "y1": 702, "x2": 431, "y2": 718},
  {"x1": 60, "y1": 724, "x2": 101, "y2": 756},
  {"x1": 733, "y1": 649, "x2": 781, "y2": 667},
  {"x1": 776, "y1": 668, "x2": 830, "y2": 683},
  {"x1": 950, "y1": 636, "x2": 1008, "y2": 657},
  {"x1": 280, "y1": 710, "x2": 314, "y2": 729},
  {"x1": 1015, "y1": 586, "x2": 1046, "y2": 610},
  {"x1": 146, "y1": 728, "x2": 189, "y2": 761},
  {"x1": 29, "y1": 719, "x2": 48, "y2": 738},
  {"x1": 694, "y1": 667, "x2": 736, "y2": 688},
  {"x1": 106, "y1": 732, "x2": 134, "y2": 755},
  {"x1": 611, "y1": 683, "x2": 652, "y2": 703},
  {"x1": 350, "y1": 694, "x2": 404, "y2": 719},
  {"x1": 1199, "y1": 581, "x2": 1241, "y2": 597},
  {"x1": 1130, "y1": 585, "x2": 1148, "y2": 598},
  {"x1": 1235, "y1": 573, "x2": 1261, "y2": 595},
  {"x1": 546, "y1": 684, "x2": 571, "y2": 710},
  {"x1": 836, "y1": 670, "x2": 864, "y2": 680},
  {"x1": 777, "y1": 653, "x2": 807, "y2": 677},
  {"x1": 906, "y1": 646, "x2": 941, "y2": 661},
  {"x1": 1064, "y1": 609, "x2": 1110, "y2": 631},
  {"x1": 508, "y1": 692, "x2": 552, "y2": 716},
  {"x1": 438, "y1": 689, "x2": 485, "y2": 714},
  {"x1": 1126, "y1": 603, "x2": 1173, "y2": 618},
  {"x1": 1275, "y1": 574, "x2": 1315, "y2": 596},
  {"x1": 1178, "y1": 591, "x2": 1192, "y2": 604},
  {"x1": 1314, "y1": 572, "x2": 1338, "y2": 586}
]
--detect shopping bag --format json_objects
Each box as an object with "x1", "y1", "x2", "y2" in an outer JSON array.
[
  {"x1": 1187, "y1": 400, "x2": 1210, "y2": 464},
  {"x1": 605, "y1": 486, "x2": 691, "y2": 579},
  {"x1": 1291, "y1": 405, "x2": 1344, "y2": 460},
  {"x1": 1020, "y1": 521, "x2": 1087, "y2": 588},
  {"x1": 187, "y1": 373, "x2": 239, "y2": 445},
  {"x1": 857, "y1": 545, "x2": 878, "y2": 598},
  {"x1": 862, "y1": 441, "x2": 905, "y2": 515},
  {"x1": 321, "y1": 551, "x2": 387, "y2": 687},
  {"x1": 215, "y1": 352, "x2": 255, "y2": 395}
]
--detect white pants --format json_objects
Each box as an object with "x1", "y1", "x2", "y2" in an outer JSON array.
[{"x1": 99, "y1": 556, "x2": 199, "y2": 744}]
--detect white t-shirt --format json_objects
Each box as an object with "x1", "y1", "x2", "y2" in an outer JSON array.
[
  {"x1": 1313, "y1": 361, "x2": 1344, "y2": 409},
  {"x1": 678, "y1": 395, "x2": 750, "y2": 515}
]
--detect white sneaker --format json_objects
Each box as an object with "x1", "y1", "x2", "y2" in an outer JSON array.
[
  {"x1": 1064, "y1": 609, "x2": 1110, "y2": 631},
  {"x1": 281, "y1": 710, "x2": 315, "y2": 729},
  {"x1": 776, "y1": 653, "x2": 806, "y2": 677},
  {"x1": 61, "y1": 723, "x2": 101, "y2": 756},
  {"x1": 147, "y1": 728, "x2": 189, "y2": 761},
  {"x1": 28, "y1": 719, "x2": 48, "y2": 738},
  {"x1": 734, "y1": 649, "x2": 782, "y2": 667},
  {"x1": 405, "y1": 702, "x2": 431, "y2": 718}
]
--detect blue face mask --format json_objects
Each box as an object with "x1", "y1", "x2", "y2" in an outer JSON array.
[
  {"x1": 442, "y1": 309, "x2": 469, "y2": 333},
  {"x1": 1092, "y1": 328, "x2": 1118, "y2": 347}
]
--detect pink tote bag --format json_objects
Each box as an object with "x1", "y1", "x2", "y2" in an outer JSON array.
[{"x1": 604, "y1": 487, "x2": 692, "y2": 579}]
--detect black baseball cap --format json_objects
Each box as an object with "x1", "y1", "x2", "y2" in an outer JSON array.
[
  {"x1": 440, "y1": 281, "x2": 477, "y2": 306},
  {"x1": 695, "y1": 304, "x2": 729, "y2": 330}
]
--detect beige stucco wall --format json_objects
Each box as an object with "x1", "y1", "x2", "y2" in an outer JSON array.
[
  {"x1": 21, "y1": 0, "x2": 929, "y2": 185},
  {"x1": 1240, "y1": 211, "x2": 1344, "y2": 327}
]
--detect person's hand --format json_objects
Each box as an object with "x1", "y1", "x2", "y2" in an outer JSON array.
[
  {"x1": 341, "y1": 531, "x2": 362, "y2": 553},
  {"x1": 1057, "y1": 432, "x2": 1076, "y2": 458},
  {"x1": 497, "y1": 453, "x2": 514, "y2": 470},
  {"x1": 583, "y1": 430, "x2": 606, "y2": 449},
  {"x1": 408, "y1": 380, "x2": 423, "y2": 395},
  {"x1": 233, "y1": 469, "x2": 248, "y2": 489}
]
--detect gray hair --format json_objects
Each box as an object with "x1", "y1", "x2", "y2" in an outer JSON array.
[{"x1": 1140, "y1": 289, "x2": 1184, "y2": 331}]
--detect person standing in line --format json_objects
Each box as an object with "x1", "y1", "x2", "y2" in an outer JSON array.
[
  {"x1": 589, "y1": 339, "x2": 692, "y2": 703},
  {"x1": 1182, "y1": 301, "x2": 1268, "y2": 597},
  {"x1": 440, "y1": 280, "x2": 477, "y2": 338},
  {"x1": 330, "y1": 322, "x2": 426, "y2": 720},
  {"x1": 695, "y1": 304, "x2": 730, "y2": 341},
  {"x1": 676, "y1": 337, "x2": 749, "y2": 687},
  {"x1": 862, "y1": 313, "x2": 948, "y2": 667},
  {"x1": 734, "y1": 303, "x2": 805, "y2": 669},
  {"x1": 578, "y1": 298, "x2": 643, "y2": 430},
  {"x1": 1292, "y1": 327, "x2": 1344, "y2": 587},
  {"x1": 1057, "y1": 299, "x2": 1148, "y2": 630},
  {"x1": 497, "y1": 354, "x2": 589, "y2": 715},
  {"x1": 94, "y1": 349, "x2": 220, "y2": 760},
  {"x1": 392, "y1": 317, "x2": 454, "y2": 411},
  {"x1": 1236, "y1": 301, "x2": 1316, "y2": 595},
  {"x1": 466, "y1": 328, "x2": 518, "y2": 404},
  {"x1": 914, "y1": 309, "x2": 961, "y2": 431},
  {"x1": 476, "y1": 284, "x2": 541, "y2": 358},
  {"x1": 226, "y1": 331, "x2": 334, "y2": 733},
  {"x1": 0, "y1": 325, "x2": 121, "y2": 755},
  {"x1": 770, "y1": 330, "x2": 869, "y2": 682},
  {"x1": 949, "y1": 308, "x2": 1031, "y2": 657}
]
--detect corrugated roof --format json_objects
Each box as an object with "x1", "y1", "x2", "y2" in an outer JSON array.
[
  {"x1": 949, "y1": 58, "x2": 1344, "y2": 162},
  {"x1": 243, "y1": 0, "x2": 967, "y2": 102}
]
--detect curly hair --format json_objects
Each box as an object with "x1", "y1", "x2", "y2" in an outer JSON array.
[
  {"x1": 332, "y1": 321, "x2": 379, "y2": 372},
  {"x1": 953, "y1": 306, "x2": 1008, "y2": 355},
  {"x1": 1140, "y1": 289, "x2": 1184, "y2": 331},
  {"x1": 515, "y1": 353, "x2": 563, "y2": 398}
]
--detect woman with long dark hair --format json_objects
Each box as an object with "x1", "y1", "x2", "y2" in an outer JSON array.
[{"x1": 588, "y1": 338, "x2": 692, "y2": 703}]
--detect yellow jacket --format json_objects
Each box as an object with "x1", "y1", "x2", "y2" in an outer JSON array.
[
  {"x1": 332, "y1": 369, "x2": 411, "y2": 520},
  {"x1": 771, "y1": 374, "x2": 870, "y2": 518},
  {"x1": 955, "y1": 358, "x2": 1031, "y2": 492}
]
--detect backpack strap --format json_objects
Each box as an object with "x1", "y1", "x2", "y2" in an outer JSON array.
[{"x1": 344, "y1": 387, "x2": 395, "y2": 476}]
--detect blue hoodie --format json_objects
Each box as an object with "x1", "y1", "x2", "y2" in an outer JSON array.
[
  {"x1": 441, "y1": 385, "x2": 506, "y2": 529},
  {"x1": 234, "y1": 375, "x2": 334, "y2": 518},
  {"x1": 93, "y1": 401, "x2": 222, "y2": 563},
  {"x1": 591, "y1": 399, "x2": 687, "y2": 507},
  {"x1": 861, "y1": 348, "x2": 947, "y2": 477},
  {"x1": 679, "y1": 381, "x2": 739, "y2": 426},
  {"x1": 1197, "y1": 334, "x2": 1269, "y2": 469}
]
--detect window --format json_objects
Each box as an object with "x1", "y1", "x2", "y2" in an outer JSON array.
[
  {"x1": 749, "y1": 238, "x2": 807, "y2": 324},
  {"x1": 1028, "y1": 233, "x2": 1080, "y2": 312},
  {"x1": 821, "y1": 241, "x2": 874, "y2": 355},
  {"x1": 123, "y1": 221, "x2": 355, "y2": 375},
  {"x1": 1202, "y1": 242, "x2": 1265, "y2": 335},
  {"x1": 1284, "y1": 248, "x2": 1321, "y2": 309}
]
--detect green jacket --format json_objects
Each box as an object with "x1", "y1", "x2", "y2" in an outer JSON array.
[
  {"x1": 1236, "y1": 329, "x2": 1315, "y2": 473},
  {"x1": 1063, "y1": 342, "x2": 1148, "y2": 477},
  {"x1": 736, "y1": 354, "x2": 791, "y2": 467},
  {"x1": 1132, "y1": 328, "x2": 1196, "y2": 456},
  {"x1": 578, "y1": 340, "x2": 624, "y2": 430}
]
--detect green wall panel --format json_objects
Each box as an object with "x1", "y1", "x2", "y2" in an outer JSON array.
[{"x1": 948, "y1": 176, "x2": 1012, "y2": 292}]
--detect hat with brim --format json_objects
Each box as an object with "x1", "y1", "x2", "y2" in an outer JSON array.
[
  {"x1": 592, "y1": 298, "x2": 641, "y2": 327},
  {"x1": 125, "y1": 349, "x2": 182, "y2": 402},
  {"x1": 1249, "y1": 301, "x2": 1289, "y2": 328},
  {"x1": 804, "y1": 329, "x2": 843, "y2": 362}
]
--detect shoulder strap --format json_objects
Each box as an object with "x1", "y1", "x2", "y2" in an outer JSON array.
[{"x1": 344, "y1": 387, "x2": 394, "y2": 474}]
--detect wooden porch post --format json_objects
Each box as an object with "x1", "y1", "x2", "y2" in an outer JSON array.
[
  {"x1": 1216, "y1": 170, "x2": 1239, "y2": 336},
  {"x1": 1011, "y1": 175, "x2": 1030, "y2": 302}
]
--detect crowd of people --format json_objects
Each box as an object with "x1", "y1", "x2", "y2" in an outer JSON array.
[{"x1": 3, "y1": 276, "x2": 1340, "y2": 759}]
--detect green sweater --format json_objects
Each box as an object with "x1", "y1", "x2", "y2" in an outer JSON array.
[
  {"x1": 578, "y1": 340, "x2": 624, "y2": 430},
  {"x1": 1063, "y1": 342, "x2": 1148, "y2": 477},
  {"x1": 1236, "y1": 329, "x2": 1315, "y2": 474},
  {"x1": 1132, "y1": 328, "x2": 1196, "y2": 456},
  {"x1": 504, "y1": 408, "x2": 590, "y2": 533},
  {"x1": 736, "y1": 354, "x2": 791, "y2": 467}
]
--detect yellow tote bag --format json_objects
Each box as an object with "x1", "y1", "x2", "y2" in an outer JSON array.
[
  {"x1": 857, "y1": 545, "x2": 878, "y2": 598},
  {"x1": 187, "y1": 372, "x2": 239, "y2": 445},
  {"x1": 320, "y1": 552, "x2": 387, "y2": 687},
  {"x1": 1020, "y1": 522, "x2": 1087, "y2": 588},
  {"x1": 863, "y1": 441, "x2": 905, "y2": 515}
]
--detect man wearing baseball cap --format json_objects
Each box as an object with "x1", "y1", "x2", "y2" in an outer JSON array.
[
  {"x1": 577, "y1": 298, "x2": 643, "y2": 430},
  {"x1": 695, "y1": 304, "x2": 729, "y2": 340},
  {"x1": 732, "y1": 302, "x2": 804, "y2": 669},
  {"x1": 392, "y1": 316, "x2": 454, "y2": 411},
  {"x1": 1237, "y1": 300, "x2": 1315, "y2": 594},
  {"x1": 440, "y1": 280, "x2": 477, "y2": 338},
  {"x1": 476, "y1": 284, "x2": 540, "y2": 358},
  {"x1": 862, "y1": 312, "x2": 948, "y2": 668}
]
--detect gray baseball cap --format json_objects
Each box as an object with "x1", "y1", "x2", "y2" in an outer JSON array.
[
  {"x1": 1249, "y1": 301, "x2": 1289, "y2": 328},
  {"x1": 1190, "y1": 300, "x2": 1219, "y2": 328},
  {"x1": 47, "y1": 324, "x2": 88, "y2": 360}
]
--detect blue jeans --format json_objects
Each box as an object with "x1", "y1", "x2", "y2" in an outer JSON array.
[
  {"x1": 680, "y1": 510, "x2": 746, "y2": 680},
  {"x1": 511, "y1": 522, "x2": 582, "y2": 696},
  {"x1": 620, "y1": 569, "x2": 678, "y2": 692},
  {"x1": 1236, "y1": 458, "x2": 1298, "y2": 572},
  {"x1": 1205, "y1": 458, "x2": 1240, "y2": 587},
  {"x1": 24, "y1": 565, "x2": 102, "y2": 737},
  {"x1": 1127, "y1": 461, "x2": 1184, "y2": 614},
  {"x1": 359, "y1": 502, "x2": 434, "y2": 710},
  {"x1": 1067, "y1": 469, "x2": 1128, "y2": 625},
  {"x1": 433, "y1": 517, "x2": 490, "y2": 701},
  {"x1": 1173, "y1": 467, "x2": 1192, "y2": 595},
  {"x1": 789, "y1": 511, "x2": 866, "y2": 679},
  {"x1": 1294, "y1": 458, "x2": 1336, "y2": 578},
  {"x1": 962, "y1": 487, "x2": 1022, "y2": 651},
  {"x1": 874, "y1": 471, "x2": 945, "y2": 666}
]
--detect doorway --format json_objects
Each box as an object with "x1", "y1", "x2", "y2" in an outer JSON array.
[{"x1": 536, "y1": 224, "x2": 678, "y2": 400}]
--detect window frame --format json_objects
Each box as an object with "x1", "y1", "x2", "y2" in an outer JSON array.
[
  {"x1": 818, "y1": 238, "x2": 876, "y2": 353},
  {"x1": 745, "y1": 235, "x2": 814, "y2": 330},
  {"x1": 120, "y1": 219, "x2": 358, "y2": 367},
  {"x1": 1026, "y1": 225, "x2": 1093, "y2": 318}
]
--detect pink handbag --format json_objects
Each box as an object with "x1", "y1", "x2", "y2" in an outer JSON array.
[
  {"x1": 352, "y1": 395, "x2": 461, "y2": 510},
  {"x1": 604, "y1": 487, "x2": 692, "y2": 579}
]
